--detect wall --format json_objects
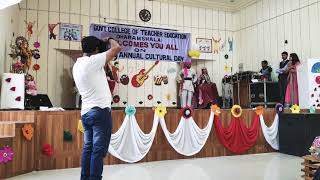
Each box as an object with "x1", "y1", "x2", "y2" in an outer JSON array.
[
  {"x1": 10, "y1": 0, "x2": 236, "y2": 107},
  {"x1": 233, "y1": 0, "x2": 320, "y2": 72},
  {"x1": 0, "y1": 5, "x2": 21, "y2": 104},
  {"x1": 0, "y1": 5, "x2": 20, "y2": 75}
]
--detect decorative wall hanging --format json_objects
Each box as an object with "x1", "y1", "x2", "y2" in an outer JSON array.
[
  {"x1": 275, "y1": 103, "x2": 284, "y2": 114},
  {"x1": 290, "y1": 104, "x2": 300, "y2": 113},
  {"x1": 48, "y1": 23, "x2": 59, "y2": 40},
  {"x1": 139, "y1": 101, "x2": 143, "y2": 104},
  {"x1": 77, "y1": 120, "x2": 84, "y2": 133},
  {"x1": 259, "y1": 114, "x2": 279, "y2": 150},
  {"x1": 224, "y1": 54, "x2": 229, "y2": 60},
  {"x1": 228, "y1": 37, "x2": 233, "y2": 52},
  {"x1": 310, "y1": 106, "x2": 316, "y2": 113},
  {"x1": 33, "y1": 64, "x2": 40, "y2": 71},
  {"x1": 122, "y1": 101, "x2": 127, "y2": 105},
  {"x1": 159, "y1": 111, "x2": 214, "y2": 156},
  {"x1": 162, "y1": 75, "x2": 168, "y2": 84},
  {"x1": 212, "y1": 37, "x2": 221, "y2": 54},
  {"x1": 254, "y1": 106, "x2": 264, "y2": 116},
  {"x1": 42, "y1": 144, "x2": 53, "y2": 157},
  {"x1": 231, "y1": 105, "x2": 242, "y2": 118},
  {"x1": 10, "y1": 36, "x2": 36, "y2": 72},
  {"x1": 211, "y1": 104, "x2": 221, "y2": 116},
  {"x1": 108, "y1": 111, "x2": 158, "y2": 163},
  {"x1": 33, "y1": 41, "x2": 40, "y2": 49},
  {"x1": 181, "y1": 106, "x2": 193, "y2": 119},
  {"x1": 139, "y1": 9, "x2": 152, "y2": 22},
  {"x1": 312, "y1": 63, "x2": 320, "y2": 73},
  {"x1": 154, "y1": 75, "x2": 163, "y2": 86},
  {"x1": 167, "y1": 67, "x2": 177, "y2": 74},
  {"x1": 196, "y1": 38, "x2": 212, "y2": 53},
  {"x1": 63, "y1": 130, "x2": 73, "y2": 142},
  {"x1": 25, "y1": 20, "x2": 35, "y2": 39},
  {"x1": 214, "y1": 115, "x2": 260, "y2": 154},
  {"x1": 131, "y1": 60, "x2": 160, "y2": 88},
  {"x1": 165, "y1": 94, "x2": 171, "y2": 101},
  {"x1": 0, "y1": 146, "x2": 14, "y2": 164},
  {"x1": 125, "y1": 105, "x2": 136, "y2": 116},
  {"x1": 32, "y1": 49, "x2": 40, "y2": 59},
  {"x1": 59, "y1": 23, "x2": 82, "y2": 41},
  {"x1": 220, "y1": 40, "x2": 226, "y2": 52},
  {"x1": 224, "y1": 65, "x2": 231, "y2": 72},
  {"x1": 188, "y1": 49, "x2": 200, "y2": 59},
  {"x1": 10, "y1": 87, "x2": 16, "y2": 91},
  {"x1": 21, "y1": 124, "x2": 33, "y2": 141},
  {"x1": 147, "y1": 94, "x2": 153, "y2": 100},
  {"x1": 120, "y1": 75, "x2": 129, "y2": 85},
  {"x1": 113, "y1": 95, "x2": 120, "y2": 103},
  {"x1": 155, "y1": 104, "x2": 167, "y2": 118},
  {"x1": 157, "y1": 101, "x2": 161, "y2": 104}
]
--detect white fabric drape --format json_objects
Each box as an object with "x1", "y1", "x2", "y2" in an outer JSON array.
[
  {"x1": 259, "y1": 114, "x2": 279, "y2": 150},
  {"x1": 159, "y1": 112, "x2": 214, "y2": 156},
  {"x1": 108, "y1": 115, "x2": 159, "y2": 163}
]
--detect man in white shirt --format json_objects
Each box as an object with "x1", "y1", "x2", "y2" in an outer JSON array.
[{"x1": 73, "y1": 36, "x2": 121, "y2": 180}]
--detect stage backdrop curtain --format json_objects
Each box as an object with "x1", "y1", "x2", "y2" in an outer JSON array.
[
  {"x1": 259, "y1": 114, "x2": 279, "y2": 150},
  {"x1": 159, "y1": 112, "x2": 214, "y2": 156},
  {"x1": 108, "y1": 114, "x2": 159, "y2": 163},
  {"x1": 214, "y1": 115, "x2": 260, "y2": 154}
]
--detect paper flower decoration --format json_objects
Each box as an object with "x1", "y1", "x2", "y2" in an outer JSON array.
[
  {"x1": 113, "y1": 95, "x2": 120, "y2": 103},
  {"x1": 291, "y1": 104, "x2": 300, "y2": 113},
  {"x1": 22, "y1": 124, "x2": 33, "y2": 141},
  {"x1": 0, "y1": 146, "x2": 14, "y2": 164},
  {"x1": 33, "y1": 41, "x2": 40, "y2": 48},
  {"x1": 63, "y1": 131, "x2": 73, "y2": 142},
  {"x1": 33, "y1": 64, "x2": 40, "y2": 71},
  {"x1": 275, "y1": 103, "x2": 284, "y2": 114},
  {"x1": 42, "y1": 144, "x2": 53, "y2": 157},
  {"x1": 254, "y1": 106, "x2": 264, "y2": 116},
  {"x1": 165, "y1": 94, "x2": 171, "y2": 101},
  {"x1": 125, "y1": 105, "x2": 136, "y2": 116},
  {"x1": 77, "y1": 120, "x2": 84, "y2": 133},
  {"x1": 155, "y1": 104, "x2": 167, "y2": 118},
  {"x1": 231, "y1": 105, "x2": 242, "y2": 118},
  {"x1": 224, "y1": 65, "x2": 231, "y2": 72},
  {"x1": 32, "y1": 49, "x2": 40, "y2": 59},
  {"x1": 181, "y1": 106, "x2": 193, "y2": 119},
  {"x1": 310, "y1": 106, "x2": 316, "y2": 113},
  {"x1": 147, "y1": 94, "x2": 153, "y2": 100},
  {"x1": 211, "y1": 104, "x2": 221, "y2": 116},
  {"x1": 188, "y1": 50, "x2": 201, "y2": 59},
  {"x1": 312, "y1": 137, "x2": 320, "y2": 148}
]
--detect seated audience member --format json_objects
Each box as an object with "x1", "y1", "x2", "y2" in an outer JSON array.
[{"x1": 259, "y1": 60, "x2": 273, "y2": 81}]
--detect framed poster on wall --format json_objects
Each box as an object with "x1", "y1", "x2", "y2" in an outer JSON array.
[
  {"x1": 196, "y1": 38, "x2": 212, "y2": 53},
  {"x1": 59, "y1": 23, "x2": 82, "y2": 42}
]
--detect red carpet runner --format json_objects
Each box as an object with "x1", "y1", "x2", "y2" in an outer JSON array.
[{"x1": 214, "y1": 115, "x2": 260, "y2": 154}]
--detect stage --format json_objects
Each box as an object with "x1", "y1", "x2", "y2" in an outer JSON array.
[{"x1": 0, "y1": 108, "x2": 276, "y2": 179}]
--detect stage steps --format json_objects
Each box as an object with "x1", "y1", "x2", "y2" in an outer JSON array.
[{"x1": 301, "y1": 155, "x2": 320, "y2": 180}]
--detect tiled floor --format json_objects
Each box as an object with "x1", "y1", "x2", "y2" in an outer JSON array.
[{"x1": 7, "y1": 153, "x2": 302, "y2": 180}]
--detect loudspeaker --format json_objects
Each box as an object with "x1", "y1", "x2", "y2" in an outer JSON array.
[{"x1": 25, "y1": 94, "x2": 53, "y2": 110}]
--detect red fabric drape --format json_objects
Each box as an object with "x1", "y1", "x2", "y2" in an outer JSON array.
[{"x1": 214, "y1": 115, "x2": 260, "y2": 154}]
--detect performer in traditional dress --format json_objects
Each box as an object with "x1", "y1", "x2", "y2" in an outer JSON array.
[
  {"x1": 177, "y1": 62, "x2": 197, "y2": 108},
  {"x1": 197, "y1": 67, "x2": 219, "y2": 108},
  {"x1": 285, "y1": 53, "x2": 300, "y2": 107}
]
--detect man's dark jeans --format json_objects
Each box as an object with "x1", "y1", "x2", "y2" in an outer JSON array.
[{"x1": 80, "y1": 107, "x2": 112, "y2": 180}]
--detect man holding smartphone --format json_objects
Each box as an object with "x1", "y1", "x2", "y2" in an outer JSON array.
[{"x1": 73, "y1": 36, "x2": 121, "y2": 180}]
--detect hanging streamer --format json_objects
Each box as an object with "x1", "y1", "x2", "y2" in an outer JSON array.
[
  {"x1": 259, "y1": 114, "x2": 279, "y2": 150},
  {"x1": 108, "y1": 114, "x2": 159, "y2": 163},
  {"x1": 159, "y1": 112, "x2": 214, "y2": 156},
  {"x1": 214, "y1": 115, "x2": 260, "y2": 154}
]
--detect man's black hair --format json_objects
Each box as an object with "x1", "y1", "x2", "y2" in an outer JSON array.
[
  {"x1": 81, "y1": 36, "x2": 101, "y2": 53},
  {"x1": 281, "y1": 51, "x2": 288, "y2": 55},
  {"x1": 261, "y1": 60, "x2": 268, "y2": 64}
]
